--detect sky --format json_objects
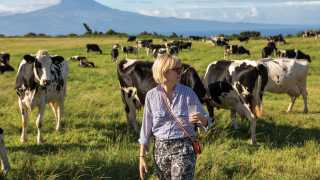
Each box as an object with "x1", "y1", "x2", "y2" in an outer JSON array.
[{"x1": 0, "y1": 0, "x2": 319, "y2": 25}]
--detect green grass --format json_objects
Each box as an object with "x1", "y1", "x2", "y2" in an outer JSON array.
[{"x1": 0, "y1": 37, "x2": 320, "y2": 179}]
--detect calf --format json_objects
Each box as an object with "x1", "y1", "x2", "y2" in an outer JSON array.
[
  {"x1": 277, "y1": 49, "x2": 311, "y2": 62},
  {"x1": 224, "y1": 45, "x2": 250, "y2": 59},
  {"x1": 86, "y1": 44, "x2": 102, "y2": 54},
  {"x1": 117, "y1": 59, "x2": 210, "y2": 132},
  {"x1": 203, "y1": 60, "x2": 268, "y2": 144},
  {"x1": 259, "y1": 58, "x2": 309, "y2": 113},
  {"x1": 15, "y1": 50, "x2": 68, "y2": 144},
  {"x1": 0, "y1": 128, "x2": 10, "y2": 176}
]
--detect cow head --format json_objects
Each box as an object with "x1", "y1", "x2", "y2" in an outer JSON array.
[
  {"x1": 35, "y1": 50, "x2": 53, "y2": 87},
  {"x1": 180, "y1": 64, "x2": 207, "y2": 103}
]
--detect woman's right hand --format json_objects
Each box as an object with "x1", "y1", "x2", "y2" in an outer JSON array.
[{"x1": 139, "y1": 157, "x2": 148, "y2": 180}]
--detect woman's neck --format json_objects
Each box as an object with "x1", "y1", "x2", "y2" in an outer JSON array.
[{"x1": 162, "y1": 83, "x2": 176, "y2": 96}]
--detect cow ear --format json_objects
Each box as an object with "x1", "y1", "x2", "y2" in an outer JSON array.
[{"x1": 24, "y1": 55, "x2": 36, "y2": 63}]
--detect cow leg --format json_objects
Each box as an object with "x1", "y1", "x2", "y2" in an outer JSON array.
[
  {"x1": 56, "y1": 102, "x2": 64, "y2": 131},
  {"x1": 231, "y1": 110, "x2": 238, "y2": 129},
  {"x1": 36, "y1": 105, "x2": 45, "y2": 144},
  {"x1": 287, "y1": 96, "x2": 297, "y2": 113},
  {"x1": 0, "y1": 134, "x2": 10, "y2": 175},
  {"x1": 19, "y1": 100, "x2": 29, "y2": 143},
  {"x1": 301, "y1": 89, "x2": 308, "y2": 113},
  {"x1": 49, "y1": 102, "x2": 58, "y2": 124},
  {"x1": 250, "y1": 117, "x2": 257, "y2": 145}
]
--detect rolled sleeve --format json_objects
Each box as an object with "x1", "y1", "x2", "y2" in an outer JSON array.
[{"x1": 138, "y1": 93, "x2": 153, "y2": 145}]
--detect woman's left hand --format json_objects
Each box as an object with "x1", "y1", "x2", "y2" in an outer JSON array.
[{"x1": 189, "y1": 113, "x2": 208, "y2": 126}]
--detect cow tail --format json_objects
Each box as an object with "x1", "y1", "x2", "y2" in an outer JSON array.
[{"x1": 253, "y1": 74, "x2": 263, "y2": 118}]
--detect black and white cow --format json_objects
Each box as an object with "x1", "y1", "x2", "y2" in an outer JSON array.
[
  {"x1": 238, "y1": 36, "x2": 250, "y2": 43},
  {"x1": 117, "y1": 59, "x2": 211, "y2": 132},
  {"x1": 79, "y1": 58, "x2": 95, "y2": 68},
  {"x1": 203, "y1": 60, "x2": 268, "y2": 144},
  {"x1": 136, "y1": 39, "x2": 153, "y2": 48},
  {"x1": 224, "y1": 45, "x2": 250, "y2": 59},
  {"x1": 0, "y1": 128, "x2": 10, "y2": 176},
  {"x1": 86, "y1": 44, "x2": 102, "y2": 54},
  {"x1": 15, "y1": 50, "x2": 68, "y2": 144},
  {"x1": 268, "y1": 34, "x2": 286, "y2": 44},
  {"x1": 261, "y1": 41, "x2": 277, "y2": 58},
  {"x1": 0, "y1": 52, "x2": 14, "y2": 73},
  {"x1": 210, "y1": 36, "x2": 229, "y2": 46},
  {"x1": 127, "y1": 36, "x2": 137, "y2": 42},
  {"x1": 277, "y1": 49, "x2": 311, "y2": 62},
  {"x1": 122, "y1": 46, "x2": 138, "y2": 58},
  {"x1": 111, "y1": 46, "x2": 119, "y2": 62},
  {"x1": 259, "y1": 58, "x2": 309, "y2": 113}
]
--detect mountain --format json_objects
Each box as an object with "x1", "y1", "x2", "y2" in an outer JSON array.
[{"x1": 0, "y1": 0, "x2": 317, "y2": 36}]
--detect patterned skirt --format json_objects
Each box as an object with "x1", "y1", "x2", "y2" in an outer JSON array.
[{"x1": 154, "y1": 138, "x2": 196, "y2": 180}]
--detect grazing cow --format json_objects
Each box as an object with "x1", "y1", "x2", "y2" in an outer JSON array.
[
  {"x1": 0, "y1": 128, "x2": 10, "y2": 176},
  {"x1": 136, "y1": 39, "x2": 153, "y2": 48},
  {"x1": 0, "y1": 53, "x2": 14, "y2": 73},
  {"x1": 268, "y1": 34, "x2": 286, "y2": 44},
  {"x1": 203, "y1": 60, "x2": 268, "y2": 144},
  {"x1": 127, "y1": 36, "x2": 137, "y2": 42},
  {"x1": 189, "y1": 35, "x2": 203, "y2": 41},
  {"x1": 146, "y1": 44, "x2": 166, "y2": 56},
  {"x1": 277, "y1": 49, "x2": 311, "y2": 62},
  {"x1": 122, "y1": 46, "x2": 138, "y2": 58},
  {"x1": 117, "y1": 59, "x2": 210, "y2": 132},
  {"x1": 69, "y1": 55, "x2": 85, "y2": 61},
  {"x1": 261, "y1": 41, "x2": 277, "y2": 58},
  {"x1": 86, "y1": 44, "x2": 102, "y2": 54},
  {"x1": 259, "y1": 58, "x2": 309, "y2": 113},
  {"x1": 15, "y1": 50, "x2": 68, "y2": 144},
  {"x1": 111, "y1": 45, "x2": 119, "y2": 62},
  {"x1": 238, "y1": 36, "x2": 250, "y2": 42},
  {"x1": 210, "y1": 36, "x2": 229, "y2": 46},
  {"x1": 224, "y1": 45, "x2": 250, "y2": 59},
  {"x1": 79, "y1": 58, "x2": 95, "y2": 68}
]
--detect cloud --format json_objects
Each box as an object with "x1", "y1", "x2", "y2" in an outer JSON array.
[{"x1": 0, "y1": 0, "x2": 60, "y2": 13}]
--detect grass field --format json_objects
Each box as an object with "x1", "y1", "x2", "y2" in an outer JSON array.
[{"x1": 0, "y1": 36, "x2": 320, "y2": 179}]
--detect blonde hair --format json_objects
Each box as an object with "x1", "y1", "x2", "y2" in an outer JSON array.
[{"x1": 152, "y1": 54, "x2": 181, "y2": 84}]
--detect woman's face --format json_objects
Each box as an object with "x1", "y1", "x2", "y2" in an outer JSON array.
[{"x1": 164, "y1": 65, "x2": 181, "y2": 85}]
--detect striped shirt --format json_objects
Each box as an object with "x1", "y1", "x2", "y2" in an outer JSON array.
[{"x1": 139, "y1": 83, "x2": 212, "y2": 145}]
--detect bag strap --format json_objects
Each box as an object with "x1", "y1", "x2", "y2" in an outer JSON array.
[{"x1": 159, "y1": 88, "x2": 196, "y2": 142}]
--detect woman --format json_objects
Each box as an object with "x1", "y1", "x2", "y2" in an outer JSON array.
[{"x1": 138, "y1": 54, "x2": 212, "y2": 180}]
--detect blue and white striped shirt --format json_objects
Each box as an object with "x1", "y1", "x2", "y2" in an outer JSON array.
[{"x1": 139, "y1": 83, "x2": 212, "y2": 145}]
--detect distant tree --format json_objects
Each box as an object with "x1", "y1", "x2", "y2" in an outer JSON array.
[
  {"x1": 67, "y1": 33, "x2": 78, "y2": 37},
  {"x1": 105, "y1": 29, "x2": 117, "y2": 35},
  {"x1": 0, "y1": 34, "x2": 5, "y2": 38},
  {"x1": 240, "y1": 31, "x2": 261, "y2": 38},
  {"x1": 83, "y1": 23, "x2": 93, "y2": 34},
  {"x1": 169, "y1": 32, "x2": 178, "y2": 38},
  {"x1": 24, "y1": 32, "x2": 37, "y2": 37}
]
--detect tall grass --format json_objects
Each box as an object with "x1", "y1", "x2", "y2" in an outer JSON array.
[{"x1": 0, "y1": 37, "x2": 319, "y2": 179}]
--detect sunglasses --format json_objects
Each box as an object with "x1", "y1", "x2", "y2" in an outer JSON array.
[{"x1": 170, "y1": 67, "x2": 182, "y2": 74}]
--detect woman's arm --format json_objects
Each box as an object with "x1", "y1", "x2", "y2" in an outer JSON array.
[{"x1": 139, "y1": 144, "x2": 148, "y2": 180}]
